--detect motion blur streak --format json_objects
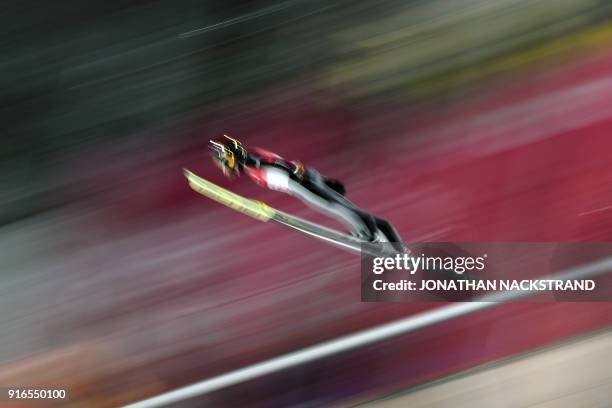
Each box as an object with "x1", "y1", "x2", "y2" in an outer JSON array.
[
  {"x1": 122, "y1": 257, "x2": 612, "y2": 408},
  {"x1": 2, "y1": 0, "x2": 612, "y2": 407},
  {"x1": 179, "y1": 0, "x2": 315, "y2": 38}
]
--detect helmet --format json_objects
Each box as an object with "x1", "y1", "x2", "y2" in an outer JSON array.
[{"x1": 209, "y1": 135, "x2": 247, "y2": 177}]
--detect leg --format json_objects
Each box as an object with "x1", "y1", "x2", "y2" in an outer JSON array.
[
  {"x1": 323, "y1": 177, "x2": 346, "y2": 196},
  {"x1": 374, "y1": 217, "x2": 403, "y2": 243},
  {"x1": 374, "y1": 216, "x2": 407, "y2": 253},
  {"x1": 293, "y1": 170, "x2": 379, "y2": 240},
  {"x1": 306, "y1": 170, "x2": 405, "y2": 247}
]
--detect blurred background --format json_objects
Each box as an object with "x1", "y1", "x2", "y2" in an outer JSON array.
[{"x1": 2, "y1": 0, "x2": 612, "y2": 406}]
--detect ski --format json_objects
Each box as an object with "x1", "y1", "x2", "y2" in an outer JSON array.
[{"x1": 183, "y1": 168, "x2": 366, "y2": 254}]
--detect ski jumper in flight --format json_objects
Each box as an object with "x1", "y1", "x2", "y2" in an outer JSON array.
[{"x1": 209, "y1": 135, "x2": 404, "y2": 245}]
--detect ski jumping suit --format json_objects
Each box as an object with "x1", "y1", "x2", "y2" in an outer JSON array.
[{"x1": 242, "y1": 147, "x2": 402, "y2": 243}]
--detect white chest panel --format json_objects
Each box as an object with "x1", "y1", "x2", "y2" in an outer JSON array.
[{"x1": 263, "y1": 167, "x2": 290, "y2": 192}]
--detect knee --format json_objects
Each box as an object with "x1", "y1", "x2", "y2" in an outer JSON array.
[
  {"x1": 324, "y1": 178, "x2": 346, "y2": 196},
  {"x1": 375, "y1": 218, "x2": 391, "y2": 228}
]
